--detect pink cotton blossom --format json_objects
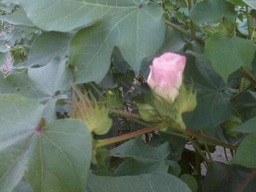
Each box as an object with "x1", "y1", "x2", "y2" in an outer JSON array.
[{"x1": 147, "y1": 52, "x2": 186, "y2": 101}]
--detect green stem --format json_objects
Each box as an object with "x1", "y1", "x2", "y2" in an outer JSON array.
[
  {"x1": 239, "y1": 66, "x2": 256, "y2": 87},
  {"x1": 188, "y1": 136, "x2": 210, "y2": 173},
  {"x1": 165, "y1": 20, "x2": 204, "y2": 46},
  {"x1": 94, "y1": 124, "x2": 160, "y2": 148},
  {"x1": 188, "y1": 0, "x2": 196, "y2": 39},
  {"x1": 246, "y1": 5, "x2": 252, "y2": 39},
  {"x1": 109, "y1": 109, "x2": 149, "y2": 126},
  {"x1": 200, "y1": 130, "x2": 213, "y2": 162},
  {"x1": 90, "y1": 82, "x2": 103, "y2": 98}
]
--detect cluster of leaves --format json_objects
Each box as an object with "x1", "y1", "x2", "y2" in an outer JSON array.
[{"x1": 0, "y1": 0, "x2": 256, "y2": 191}]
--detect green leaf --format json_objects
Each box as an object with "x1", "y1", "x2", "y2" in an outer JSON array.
[
  {"x1": 203, "y1": 162, "x2": 256, "y2": 192},
  {"x1": 231, "y1": 91, "x2": 256, "y2": 120},
  {"x1": 233, "y1": 116, "x2": 256, "y2": 133},
  {"x1": 190, "y1": 0, "x2": 236, "y2": 24},
  {"x1": 0, "y1": 94, "x2": 44, "y2": 192},
  {"x1": 0, "y1": 94, "x2": 92, "y2": 191},
  {"x1": 243, "y1": 0, "x2": 256, "y2": 9},
  {"x1": 5, "y1": 0, "x2": 162, "y2": 32},
  {"x1": 230, "y1": 133, "x2": 256, "y2": 168},
  {"x1": 69, "y1": 2, "x2": 165, "y2": 83},
  {"x1": 13, "y1": 179, "x2": 32, "y2": 192},
  {"x1": 0, "y1": 72, "x2": 50, "y2": 98},
  {"x1": 110, "y1": 138, "x2": 170, "y2": 161},
  {"x1": 205, "y1": 32, "x2": 255, "y2": 82},
  {"x1": 114, "y1": 159, "x2": 170, "y2": 176},
  {"x1": 28, "y1": 57, "x2": 72, "y2": 94},
  {"x1": 25, "y1": 119, "x2": 92, "y2": 192},
  {"x1": 28, "y1": 57, "x2": 73, "y2": 122},
  {"x1": 88, "y1": 172, "x2": 191, "y2": 192},
  {"x1": 183, "y1": 52, "x2": 232, "y2": 130},
  {"x1": 180, "y1": 174, "x2": 198, "y2": 192},
  {"x1": 110, "y1": 139, "x2": 171, "y2": 175},
  {"x1": 0, "y1": 8, "x2": 33, "y2": 26},
  {"x1": 28, "y1": 32, "x2": 72, "y2": 66}
]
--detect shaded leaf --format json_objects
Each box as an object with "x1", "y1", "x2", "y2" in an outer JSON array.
[
  {"x1": 203, "y1": 162, "x2": 256, "y2": 192},
  {"x1": 190, "y1": 0, "x2": 236, "y2": 24},
  {"x1": 180, "y1": 174, "x2": 198, "y2": 192},
  {"x1": 205, "y1": 32, "x2": 255, "y2": 82},
  {"x1": 234, "y1": 116, "x2": 256, "y2": 133},
  {"x1": 230, "y1": 133, "x2": 256, "y2": 168},
  {"x1": 88, "y1": 172, "x2": 191, "y2": 192},
  {"x1": 115, "y1": 159, "x2": 169, "y2": 176},
  {"x1": 183, "y1": 52, "x2": 232, "y2": 130},
  {"x1": 110, "y1": 139, "x2": 171, "y2": 176},
  {"x1": 110, "y1": 138, "x2": 170, "y2": 161}
]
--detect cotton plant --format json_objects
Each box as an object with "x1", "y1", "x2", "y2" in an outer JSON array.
[{"x1": 138, "y1": 52, "x2": 197, "y2": 129}]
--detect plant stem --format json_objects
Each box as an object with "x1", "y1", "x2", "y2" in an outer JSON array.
[
  {"x1": 246, "y1": 5, "x2": 252, "y2": 39},
  {"x1": 109, "y1": 109, "x2": 141, "y2": 119},
  {"x1": 94, "y1": 124, "x2": 160, "y2": 148},
  {"x1": 109, "y1": 109, "x2": 149, "y2": 126},
  {"x1": 165, "y1": 20, "x2": 204, "y2": 46},
  {"x1": 90, "y1": 82, "x2": 104, "y2": 98},
  {"x1": 188, "y1": 0, "x2": 196, "y2": 39},
  {"x1": 184, "y1": 129, "x2": 237, "y2": 150},
  {"x1": 188, "y1": 136, "x2": 210, "y2": 165},
  {"x1": 239, "y1": 66, "x2": 256, "y2": 89},
  {"x1": 235, "y1": 169, "x2": 256, "y2": 192}
]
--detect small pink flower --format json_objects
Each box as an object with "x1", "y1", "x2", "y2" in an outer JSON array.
[{"x1": 147, "y1": 52, "x2": 186, "y2": 101}]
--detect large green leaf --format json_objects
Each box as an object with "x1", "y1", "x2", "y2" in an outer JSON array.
[
  {"x1": 183, "y1": 52, "x2": 232, "y2": 130},
  {"x1": 0, "y1": 94, "x2": 92, "y2": 191},
  {"x1": 28, "y1": 32, "x2": 72, "y2": 66},
  {"x1": 88, "y1": 172, "x2": 191, "y2": 192},
  {"x1": 4, "y1": 0, "x2": 162, "y2": 32},
  {"x1": 25, "y1": 119, "x2": 92, "y2": 192},
  {"x1": 0, "y1": 94, "x2": 44, "y2": 192},
  {"x1": 205, "y1": 32, "x2": 255, "y2": 82},
  {"x1": 230, "y1": 133, "x2": 256, "y2": 168},
  {"x1": 69, "y1": 2, "x2": 165, "y2": 83},
  {"x1": 243, "y1": 0, "x2": 256, "y2": 9},
  {"x1": 190, "y1": 0, "x2": 236, "y2": 24}
]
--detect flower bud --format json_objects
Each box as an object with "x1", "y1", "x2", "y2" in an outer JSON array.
[{"x1": 147, "y1": 52, "x2": 186, "y2": 102}]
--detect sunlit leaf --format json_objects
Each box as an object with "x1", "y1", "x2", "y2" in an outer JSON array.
[
  {"x1": 69, "y1": 3, "x2": 165, "y2": 83},
  {"x1": 0, "y1": 94, "x2": 92, "y2": 191}
]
